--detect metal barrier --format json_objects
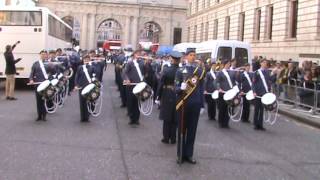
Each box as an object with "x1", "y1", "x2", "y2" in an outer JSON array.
[{"x1": 274, "y1": 78, "x2": 320, "y2": 117}]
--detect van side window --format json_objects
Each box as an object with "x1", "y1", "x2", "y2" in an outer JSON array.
[
  {"x1": 217, "y1": 47, "x2": 232, "y2": 60},
  {"x1": 235, "y1": 48, "x2": 248, "y2": 67}
]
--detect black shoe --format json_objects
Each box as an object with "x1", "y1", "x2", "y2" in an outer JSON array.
[
  {"x1": 242, "y1": 120, "x2": 250, "y2": 123},
  {"x1": 135, "y1": 121, "x2": 140, "y2": 125},
  {"x1": 161, "y1": 139, "x2": 169, "y2": 144},
  {"x1": 6, "y1": 97, "x2": 10, "y2": 100},
  {"x1": 177, "y1": 157, "x2": 184, "y2": 164},
  {"x1": 128, "y1": 121, "x2": 135, "y2": 125},
  {"x1": 254, "y1": 126, "x2": 266, "y2": 131},
  {"x1": 9, "y1": 97, "x2": 17, "y2": 100},
  {"x1": 81, "y1": 120, "x2": 90, "y2": 123},
  {"x1": 120, "y1": 104, "x2": 126, "y2": 108},
  {"x1": 36, "y1": 116, "x2": 41, "y2": 121},
  {"x1": 42, "y1": 115, "x2": 47, "y2": 121},
  {"x1": 170, "y1": 140, "x2": 176, "y2": 144},
  {"x1": 184, "y1": 157, "x2": 197, "y2": 164}
]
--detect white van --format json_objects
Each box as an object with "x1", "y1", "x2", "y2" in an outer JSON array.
[
  {"x1": 196, "y1": 40, "x2": 252, "y2": 67},
  {"x1": 172, "y1": 43, "x2": 199, "y2": 54}
]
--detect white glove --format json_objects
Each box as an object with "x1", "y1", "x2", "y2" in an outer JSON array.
[
  {"x1": 155, "y1": 100, "x2": 160, "y2": 105},
  {"x1": 181, "y1": 82, "x2": 187, "y2": 90},
  {"x1": 200, "y1": 108, "x2": 205, "y2": 115}
]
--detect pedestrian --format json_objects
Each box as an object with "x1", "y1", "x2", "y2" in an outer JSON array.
[
  {"x1": 252, "y1": 59, "x2": 276, "y2": 131},
  {"x1": 204, "y1": 62, "x2": 217, "y2": 121},
  {"x1": 29, "y1": 50, "x2": 49, "y2": 121},
  {"x1": 4, "y1": 41, "x2": 22, "y2": 100},
  {"x1": 216, "y1": 59, "x2": 236, "y2": 128},
  {"x1": 123, "y1": 50, "x2": 145, "y2": 126},
  {"x1": 74, "y1": 55, "x2": 96, "y2": 123},
  {"x1": 156, "y1": 51, "x2": 182, "y2": 144},
  {"x1": 175, "y1": 48, "x2": 205, "y2": 164}
]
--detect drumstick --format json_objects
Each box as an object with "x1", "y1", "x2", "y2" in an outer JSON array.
[
  {"x1": 27, "y1": 82, "x2": 42, "y2": 85},
  {"x1": 123, "y1": 83, "x2": 139, "y2": 86}
]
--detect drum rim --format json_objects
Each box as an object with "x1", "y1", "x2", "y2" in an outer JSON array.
[{"x1": 223, "y1": 89, "x2": 237, "y2": 101}]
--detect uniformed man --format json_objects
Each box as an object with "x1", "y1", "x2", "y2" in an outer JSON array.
[
  {"x1": 89, "y1": 50, "x2": 104, "y2": 82},
  {"x1": 74, "y1": 55, "x2": 96, "y2": 123},
  {"x1": 252, "y1": 59, "x2": 276, "y2": 130},
  {"x1": 204, "y1": 62, "x2": 217, "y2": 121},
  {"x1": 239, "y1": 63, "x2": 252, "y2": 123},
  {"x1": 156, "y1": 51, "x2": 182, "y2": 144},
  {"x1": 29, "y1": 50, "x2": 50, "y2": 121},
  {"x1": 123, "y1": 50, "x2": 145, "y2": 126},
  {"x1": 175, "y1": 48, "x2": 205, "y2": 164},
  {"x1": 216, "y1": 59, "x2": 236, "y2": 128},
  {"x1": 116, "y1": 52, "x2": 127, "y2": 108}
]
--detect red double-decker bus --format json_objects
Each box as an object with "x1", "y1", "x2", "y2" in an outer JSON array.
[{"x1": 102, "y1": 40, "x2": 122, "y2": 51}]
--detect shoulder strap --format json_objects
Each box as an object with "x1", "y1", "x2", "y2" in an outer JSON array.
[
  {"x1": 258, "y1": 69, "x2": 269, "y2": 93},
  {"x1": 39, "y1": 60, "x2": 48, "y2": 80},
  {"x1": 83, "y1": 65, "x2": 92, "y2": 83},
  {"x1": 222, "y1": 69, "x2": 233, "y2": 89},
  {"x1": 244, "y1": 71, "x2": 252, "y2": 87}
]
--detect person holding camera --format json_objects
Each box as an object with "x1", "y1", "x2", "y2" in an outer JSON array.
[{"x1": 4, "y1": 41, "x2": 22, "y2": 100}]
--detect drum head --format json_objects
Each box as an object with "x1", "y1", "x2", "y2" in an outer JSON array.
[
  {"x1": 51, "y1": 79, "x2": 59, "y2": 86},
  {"x1": 57, "y1": 73, "x2": 63, "y2": 80},
  {"x1": 81, "y1": 83, "x2": 95, "y2": 96},
  {"x1": 261, "y1": 93, "x2": 276, "y2": 105},
  {"x1": 246, "y1": 90, "x2": 255, "y2": 101},
  {"x1": 37, "y1": 80, "x2": 51, "y2": 92},
  {"x1": 223, "y1": 89, "x2": 237, "y2": 101},
  {"x1": 133, "y1": 82, "x2": 147, "y2": 95},
  {"x1": 233, "y1": 86, "x2": 240, "y2": 93},
  {"x1": 211, "y1": 90, "x2": 219, "y2": 100}
]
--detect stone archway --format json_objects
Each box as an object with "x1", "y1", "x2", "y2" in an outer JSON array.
[
  {"x1": 139, "y1": 21, "x2": 162, "y2": 43},
  {"x1": 96, "y1": 18, "x2": 123, "y2": 47},
  {"x1": 61, "y1": 16, "x2": 80, "y2": 46}
]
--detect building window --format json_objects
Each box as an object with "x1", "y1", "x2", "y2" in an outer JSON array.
[
  {"x1": 187, "y1": 27, "x2": 190, "y2": 42},
  {"x1": 196, "y1": 0, "x2": 199, "y2": 12},
  {"x1": 173, "y1": 28, "x2": 182, "y2": 45},
  {"x1": 224, "y1": 16, "x2": 230, "y2": 40},
  {"x1": 265, "y1": 5, "x2": 273, "y2": 40},
  {"x1": 254, "y1": 8, "x2": 261, "y2": 41},
  {"x1": 216, "y1": 0, "x2": 220, "y2": 3},
  {"x1": 194, "y1": 25, "x2": 197, "y2": 42},
  {"x1": 202, "y1": 0, "x2": 205, "y2": 10},
  {"x1": 288, "y1": 0, "x2": 298, "y2": 38},
  {"x1": 239, "y1": 12, "x2": 245, "y2": 41},
  {"x1": 200, "y1": 23, "x2": 204, "y2": 42},
  {"x1": 189, "y1": 2, "x2": 192, "y2": 15},
  {"x1": 213, "y1": 19, "x2": 218, "y2": 39},
  {"x1": 205, "y1": 21, "x2": 209, "y2": 41},
  {"x1": 207, "y1": 0, "x2": 210, "y2": 8}
]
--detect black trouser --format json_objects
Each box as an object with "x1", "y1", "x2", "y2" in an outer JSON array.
[
  {"x1": 119, "y1": 78, "x2": 127, "y2": 106},
  {"x1": 177, "y1": 103, "x2": 201, "y2": 158},
  {"x1": 126, "y1": 86, "x2": 140, "y2": 123},
  {"x1": 205, "y1": 94, "x2": 216, "y2": 120},
  {"x1": 254, "y1": 98, "x2": 264, "y2": 128},
  {"x1": 68, "y1": 69, "x2": 76, "y2": 94},
  {"x1": 163, "y1": 110, "x2": 177, "y2": 142},
  {"x1": 242, "y1": 97, "x2": 250, "y2": 122},
  {"x1": 79, "y1": 91, "x2": 89, "y2": 122},
  {"x1": 35, "y1": 89, "x2": 46, "y2": 118},
  {"x1": 218, "y1": 93, "x2": 229, "y2": 127}
]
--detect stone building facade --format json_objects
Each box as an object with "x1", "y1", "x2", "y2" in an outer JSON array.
[
  {"x1": 37, "y1": 0, "x2": 188, "y2": 50},
  {"x1": 187, "y1": 0, "x2": 320, "y2": 62}
]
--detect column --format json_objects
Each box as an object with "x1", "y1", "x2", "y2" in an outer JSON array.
[
  {"x1": 131, "y1": 16, "x2": 139, "y2": 50},
  {"x1": 88, "y1": 13, "x2": 96, "y2": 50},
  {"x1": 164, "y1": 19, "x2": 172, "y2": 45},
  {"x1": 80, "y1": 13, "x2": 88, "y2": 50},
  {"x1": 124, "y1": 16, "x2": 131, "y2": 46}
]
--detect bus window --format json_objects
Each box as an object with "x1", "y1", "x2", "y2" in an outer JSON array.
[
  {"x1": 235, "y1": 48, "x2": 248, "y2": 67},
  {"x1": 217, "y1": 47, "x2": 232, "y2": 61},
  {"x1": 0, "y1": 11, "x2": 42, "y2": 26}
]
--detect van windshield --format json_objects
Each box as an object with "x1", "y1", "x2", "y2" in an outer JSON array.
[
  {"x1": 197, "y1": 53, "x2": 211, "y2": 63},
  {"x1": 235, "y1": 48, "x2": 248, "y2": 67},
  {"x1": 217, "y1": 47, "x2": 232, "y2": 61}
]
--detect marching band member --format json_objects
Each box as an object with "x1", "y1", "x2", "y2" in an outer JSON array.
[
  {"x1": 123, "y1": 50, "x2": 145, "y2": 126},
  {"x1": 239, "y1": 63, "x2": 252, "y2": 123},
  {"x1": 252, "y1": 59, "x2": 276, "y2": 130},
  {"x1": 117, "y1": 52, "x2": 127, "y2": 108},
  {"x1": 29, "y1": 50, "x2": 50, "y2": 121},
  {"x1": 204, "y1": 61, "x2": 217, "y2": 121},
  {"x1": 74, "y1": 55, "x2": 96, "y2": 123},
  {"x1": 175, "y1": 48, "x2": 205, "y2": 164},
  {"x1": 156, "y1": 51, "x2": 182, "y2": 144},
  {"x1": 216, "y1": 59, "x2": 236, "y2": 128},
  {"x1": 89, "y1": 50, "x2": 104, "y2": 82}
]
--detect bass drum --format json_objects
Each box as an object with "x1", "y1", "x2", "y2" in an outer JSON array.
[
  {"x1": 37, "y1": 80, "x2": 56, "y2": 99},
  {"x1": 223, "y1": 88, "x2": 240, "y2": 107},
  {"x1": 133, "y1": 82, "x2": 153, "y2": 102}
]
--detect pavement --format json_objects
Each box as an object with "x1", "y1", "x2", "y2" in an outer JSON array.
[{"x1": 0, "y1": 66, "x2": 320, "y2": 180}]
